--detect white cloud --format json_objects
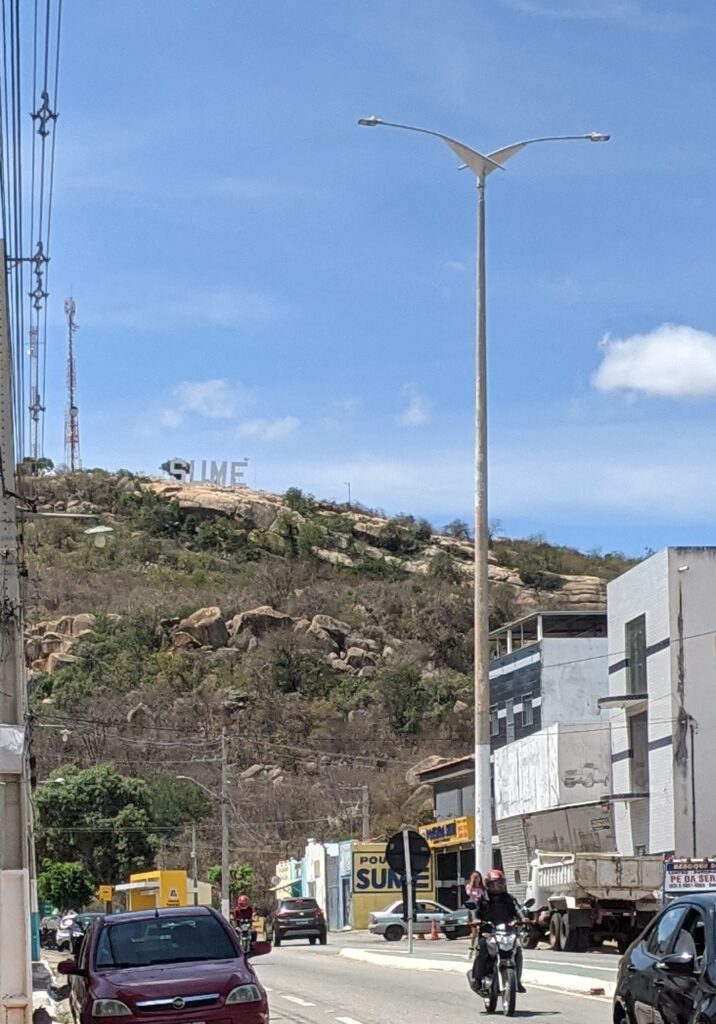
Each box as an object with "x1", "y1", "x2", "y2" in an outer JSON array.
[
  {"x1": 161, "y1": 379, "x2": 248, "y2": 428},
  {"x1": 592, "y1": 324, "x2": 716, "y2": 400},
  {"x1": 237, "y1": 416, "x2": 300, "y2": 442},
  {"x1": 397, "y1": 383, "x2": 430, "y2": 427},
  {"x1": 500, "y1": 0, "x2": 637, "y2": 19}
]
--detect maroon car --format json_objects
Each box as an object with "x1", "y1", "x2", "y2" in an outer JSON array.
[{"x1": 58, "y1": 906, "x2": 270, "y2": 1024}]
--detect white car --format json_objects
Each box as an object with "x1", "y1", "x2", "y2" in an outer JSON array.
[{"x1": 369, "y1": 899, "x2": 452, "y2": 941}]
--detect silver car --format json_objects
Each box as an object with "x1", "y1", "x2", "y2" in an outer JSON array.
[{"x1": 369, "y1": 899, "x2": 452, "y2": 941}]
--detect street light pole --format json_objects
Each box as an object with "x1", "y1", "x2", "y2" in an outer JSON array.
[
  {"x1": 177, "y1": 751, "x2": 231, "y2": 921},
  {"x1": 220, "y1": 726, "x2": 230, "y2": 922},
  {"x1": 357, "y1": 116, "x2": 609, "y2": 873}
]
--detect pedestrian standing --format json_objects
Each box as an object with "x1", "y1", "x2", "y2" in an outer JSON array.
[{"x1": 465, "y1": 871, "x2": 485, "y2": 955}]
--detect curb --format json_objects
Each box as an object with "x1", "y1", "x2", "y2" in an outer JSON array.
[{"x1": 338, "y1": 948, "x2": 615, "y2": 998}]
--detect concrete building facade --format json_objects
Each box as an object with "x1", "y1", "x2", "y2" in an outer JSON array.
[{"x1": 602, "y1": 547, "x2": 716, "y2": 858}]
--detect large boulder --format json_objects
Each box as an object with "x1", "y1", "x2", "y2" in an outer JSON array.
[
  {"x1": 46, "y1": 652, "x2": 76, "y2": 674},
  {"x1": 308, "y1": 614, "x2": 351, "y2": 643},
  {"x1": 174, "y1": 607, "x2": 228, "y2": 650},
  {"x1": 345, "y1": 646, "x2": 377, "y2": 670},
  {"x1": 229, "y1": 606, "x2": 293, "y2": 639},
  {"x1": 71, "y1": 613, "x2": 96, "y2": 636}
]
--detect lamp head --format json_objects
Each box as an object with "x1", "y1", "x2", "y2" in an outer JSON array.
[
  {"x1": 587, "y1": 132, "x2": 610, "y2": 142},
  {"x1": 358, "y1": 116, "x2": 383, "y2": 127}
]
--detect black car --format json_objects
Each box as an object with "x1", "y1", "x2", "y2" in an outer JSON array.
[
  {"x1": 266, "y1": 897, "x2": 327, "y2": 947},
  {"x1": 614, "y1": 894, "x2": 716, "y2": 1024}
]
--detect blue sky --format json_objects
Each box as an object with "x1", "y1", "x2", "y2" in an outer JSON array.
[{"x1": 39, "y1": 0, "x2": 716, "y2": 554}]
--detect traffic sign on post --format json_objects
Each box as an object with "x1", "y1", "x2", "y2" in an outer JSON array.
[
  {"x1": 385, "y1": 830, "x2": 431, "y2": 954},
  {"x1": 385, "y1": 829, "x2": 430, "y2": 876}
]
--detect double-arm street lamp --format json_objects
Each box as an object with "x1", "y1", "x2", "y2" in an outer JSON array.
[{"x1": 358, "y1": 116, "x2": 609, "y2": 873}]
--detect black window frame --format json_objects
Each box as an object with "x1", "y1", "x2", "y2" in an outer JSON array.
[
  {"x1": 490, "y1": 704, "x2": 499, "y2": 737},
  {"x1": 521, "y1": 694, "x2": 534, "y2": 727},
  {"x1": 645, "y1": 905, "x2": 688, "y2": 958},
  {"x1": 625, "y1": 614, "x2": 647, "y2": 695}
]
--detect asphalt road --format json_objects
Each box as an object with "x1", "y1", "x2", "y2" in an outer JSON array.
[{"x1": 254, "y1": 944, "x2": 612, "y2": 1024}]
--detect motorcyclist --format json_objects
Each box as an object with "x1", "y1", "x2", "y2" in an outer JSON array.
[
  {"x1": 233, "y1": 894, "x2": 256, "y2": 942},
  {"x1": 468, "y1": 869, "x2": 527, "y2": 995}
]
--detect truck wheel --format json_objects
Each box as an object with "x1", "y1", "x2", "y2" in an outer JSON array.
[
  {"x1": 559, "y1": 914, "x2": 579, "y2": 952},
  {"x1": 549, "y1": 913, "x2": 562, "y2": 950}
]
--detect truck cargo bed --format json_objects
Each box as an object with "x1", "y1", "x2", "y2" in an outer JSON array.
[{"x1": 534, "y1": 851, "x2": 663, "y2": 902}]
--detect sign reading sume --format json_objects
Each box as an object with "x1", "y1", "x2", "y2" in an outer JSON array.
[
  {"x1": 162, "y1": 458, "x2": 248, "y2": 488},
  {"x1": 350, "y1": 842, "x2": 434, "y2": 930},
  {"x1": 419, "y1": 816, "x2": 474, "y2": 849}
]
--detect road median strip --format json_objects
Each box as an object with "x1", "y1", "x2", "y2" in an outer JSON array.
[{"x1": 338, "y1": 947, "x2": 614, "y2": 997}]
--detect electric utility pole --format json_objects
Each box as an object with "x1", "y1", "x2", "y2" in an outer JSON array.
[
  {"x1": 220, "y1": 726, "x2": 230, "y2": 921},
  {"x1": 0, "y1": 237, "x2": 33, "y2": 1023}
]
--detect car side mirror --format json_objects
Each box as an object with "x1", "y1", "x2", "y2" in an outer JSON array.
[
  {"x1": 57, "y1": 960, "x2": 84, "y2": 977},
  {"x1": 657, "y1": 952, "x2": 695, "y2": 974},
  {"x1": 247, "y1": 940, "x2": 272, "y2": 958}
]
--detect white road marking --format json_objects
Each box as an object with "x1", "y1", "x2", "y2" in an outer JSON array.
[
  {"x1": 336, "y1": 1017, "x2": 365, "y2": 1024},
  {"x1": 282, "y1": 995, "x2": 315, "y2": 1006}
]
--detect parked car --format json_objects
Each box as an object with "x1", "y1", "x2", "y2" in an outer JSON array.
[
  {"x1": 57, "y1": 905, "x2": 271, "y2": 1024},
  {"x1": 439, "y1": 906, "x2": 472, "y2": 940},
  {"x1": 265, "y1": 897, "x2": 327, "y2": 947},
  {"x1": 369, "y1": 899, "x2": 452, "y2": 941},
  {"x1": 613, "y1": 893, "x2": 716, "y2": 1024},
  {"x1": 56, "y1": 913, "x2": 106, "y2": 953}
]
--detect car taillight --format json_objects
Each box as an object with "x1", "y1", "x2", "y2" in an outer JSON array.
[{"x1": 314, "y1": 909, "x2": 323, "y2": 918}]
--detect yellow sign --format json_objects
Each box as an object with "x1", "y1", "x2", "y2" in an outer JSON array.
[
  {"x1": 98, "y1": 885, "x2": 113, "y2": 903},
  {"x1": 419, "y1": 816, "x2": 474, "y2": 849},
  {"x1": 166, "y1": 887, "x2": 180, "y2": 906},
  {"x1": 352, "y1": 846, "x2": 434, "y2": 894}
]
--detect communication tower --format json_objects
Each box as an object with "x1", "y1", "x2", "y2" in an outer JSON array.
[{"x1": 64, "y1": 296, "x2": 80, "y2": 470}]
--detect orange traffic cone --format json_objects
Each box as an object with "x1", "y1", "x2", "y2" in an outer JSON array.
[{"x1": 430, "y1": 919, "x2": 441, "y2": 941}]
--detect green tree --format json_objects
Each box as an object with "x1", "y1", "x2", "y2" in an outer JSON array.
[
  {"x1": 207, "y1": 863, "x2": 258, "y2": 902},
  {"x1": 37, "y1": 860, "x2": 95, "y2": 912},
  {"x1": 376, "y1": 665, "x2": 427, "y2": 735},
  {"x1": 143, "y1": 775, "x2": 213, "y2": 835},
  {"x1": 35, "y1": 765, "x2": 160, "y2": 885}
]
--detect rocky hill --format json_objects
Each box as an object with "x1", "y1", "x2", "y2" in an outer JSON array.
[{"x1": 23, "y1": 470, "x2": 636, "y2": 882}]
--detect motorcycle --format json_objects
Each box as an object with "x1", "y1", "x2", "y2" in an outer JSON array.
[
  {"x1": 236, "y1": 918, "x2": 253, "y2": 954},
  {"x1": 480, "y1": 922, "x2": 520, "y2": 1016},
  {"x1": 466, "y1": 899, "x2": 534, "y2": 1017}
]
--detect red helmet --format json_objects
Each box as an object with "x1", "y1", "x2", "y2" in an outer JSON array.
[
  {"x1": 485, "y1": 869, "x2": 506, "y2": 894},
  {"x1": 237, "y1": 894, "x2": 250, "y2": 909}
]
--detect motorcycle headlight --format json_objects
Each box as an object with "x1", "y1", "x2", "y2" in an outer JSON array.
[
  {"x1": 498, "y1": 936, "x2": 514, "y2": 951},
  {"x1": 226, "y1": 985, "x2": 262, "y2": 1005},
  {"x1": 92, "y1": 1000, "x2": 132, "y2": 1018}
]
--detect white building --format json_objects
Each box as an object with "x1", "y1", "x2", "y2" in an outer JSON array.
[{"x1": 601, "y1": 547, "x2": 716, "y2": 858}]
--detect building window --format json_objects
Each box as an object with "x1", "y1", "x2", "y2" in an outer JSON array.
[
  {"x1": 522, "y1": 695, "x2": 533, "y2": 727},
  {"x1": 490, "y1": 704, "x2": 499, "y2": 737},
  {"x1": 625, "y1": 614, "x2": 647, "y2": 694}
]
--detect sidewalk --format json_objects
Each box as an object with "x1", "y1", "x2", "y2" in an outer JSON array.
[{"x1": 337, "y1": 934, "x2": 618, "y2": 997}]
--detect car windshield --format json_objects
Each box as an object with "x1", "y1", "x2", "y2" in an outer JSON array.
[{"x1": 95, "y1": 916, "x2": 236, "y2": 969}]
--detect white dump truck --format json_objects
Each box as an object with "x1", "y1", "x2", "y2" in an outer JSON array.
[{"x1": 521, "y1": 851, "x2": 663, "y2": 953}]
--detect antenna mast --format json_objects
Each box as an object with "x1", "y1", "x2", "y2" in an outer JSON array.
[
  {"x1": 64, "y1": 296, "x2": 80, "y2": 470},
  {"x1": 28, "y1": 325, "x2": 44, "y2": 461}
]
